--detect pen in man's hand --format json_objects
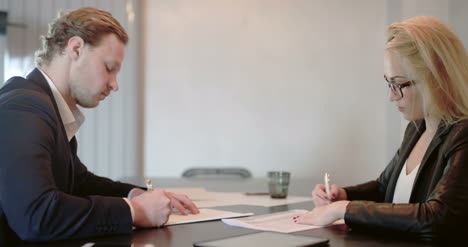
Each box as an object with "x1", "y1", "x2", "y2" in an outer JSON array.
[
  {"x1": 324, "y1": 173, "x2": 331, "y2": 203},
  {"x1": 145, "y1": 178, "x2": 154, "y2": 192}
]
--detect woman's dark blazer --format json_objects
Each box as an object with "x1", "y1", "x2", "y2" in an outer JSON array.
[{"x1": 344, "y1": 119, "x2": 468, "y2": 240}]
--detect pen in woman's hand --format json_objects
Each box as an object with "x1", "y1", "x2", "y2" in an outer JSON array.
[{"x1": 324, "y1": 173, "x2": 331, "y2": 203}]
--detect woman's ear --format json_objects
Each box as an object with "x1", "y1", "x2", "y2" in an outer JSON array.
[{"x1": 66, "y1": 36, "x2": 85, "y2": 61}]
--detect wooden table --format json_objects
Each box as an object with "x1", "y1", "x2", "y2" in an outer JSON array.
[{"x1": 12, "y1": 177, "x2": 438, "y2": 247}]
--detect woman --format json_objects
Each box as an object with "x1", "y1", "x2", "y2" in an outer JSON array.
[{"x1": 295, "y1": 16, "x2": 468, "y2": 240}]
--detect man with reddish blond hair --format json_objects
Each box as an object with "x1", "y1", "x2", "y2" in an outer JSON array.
[{"x1": 0, "y1": 7, "x2": 198, "y2": 244}]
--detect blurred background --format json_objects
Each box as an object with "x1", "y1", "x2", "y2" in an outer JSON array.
[{"x1": 1, "y1": 0, "x2": 467, "y2": 186}]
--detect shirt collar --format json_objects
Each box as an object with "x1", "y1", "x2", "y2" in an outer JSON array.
[{"x1": 38, "y1": 68, "x2": 85, "y2": 141}]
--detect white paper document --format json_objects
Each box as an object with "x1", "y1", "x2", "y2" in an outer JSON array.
[
  {"x1": 166, "y1": 208, "x2": 253, "y2": 226},
  {"x1": 194, "y1": 192, "x2": 311, "y2": 208},
  {"x1": 226, "y1": 193, "x2": 312, "y2": 207},
  {"x1": 164, "y1": 187, "x2": 214, "y2": 201},
  {"x1": 162, "y1": 187, "x2": 311, "y2": 208},
  {"x1": 222, "y1": 210, "x2": 345, "y2": 233}
]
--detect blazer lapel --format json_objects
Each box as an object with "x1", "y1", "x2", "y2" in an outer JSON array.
[
  {"x1": 26, "y1": 69, "x2": 59, "y2": 114},
  {"x1": 385, "y1": 120, "x2": 425, "y2": 202},
  {"x1": 410, "y1": 122, "x2": 452, "y2": 200},
  {"x1": 26, "y1": 68, "x2": 77, "y2": 193},
  {"x1": 26, "y1": 69, "x2": 71, "y2": 143}
]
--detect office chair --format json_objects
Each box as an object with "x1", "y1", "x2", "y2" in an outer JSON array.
[{"x1": 182, "y1": 167, "x2": 252, "y2": 179}]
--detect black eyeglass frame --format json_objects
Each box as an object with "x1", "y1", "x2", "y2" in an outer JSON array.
[{"x1": 384, "y1": 75, "x2": 415, "y2": 99}]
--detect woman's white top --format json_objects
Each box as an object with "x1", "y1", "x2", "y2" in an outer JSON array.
[{"x1": 392, "y1": 161, "x2": 421, "y2": 203}]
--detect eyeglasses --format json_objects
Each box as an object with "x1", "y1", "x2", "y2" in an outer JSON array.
[{"x1": 384, "y1": 75, "x2": 414, "y2": 99}]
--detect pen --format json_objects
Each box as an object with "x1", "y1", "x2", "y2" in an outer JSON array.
[
  {"x1": 145, "y1": 178, "x2": 154, "y2": 192},
  {"x1": 324, "y1": 173, "x2": 331, "y2": 203},
  {"x1": 245, "y1": 192, "x2": 270, "y2": 196}
]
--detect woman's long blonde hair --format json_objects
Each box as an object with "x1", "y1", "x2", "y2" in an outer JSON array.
[{"x1": 386, "y1": 16, "x2": 468, "y2": 124}]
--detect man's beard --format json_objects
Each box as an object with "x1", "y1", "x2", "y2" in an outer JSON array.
[{"x1": 70, "y1": 79, "x2": 99, "y2": 108}]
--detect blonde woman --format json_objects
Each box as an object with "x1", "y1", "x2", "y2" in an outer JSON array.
[{"x1": 295, "y1": 16, "x2": 468, "y2": 240}]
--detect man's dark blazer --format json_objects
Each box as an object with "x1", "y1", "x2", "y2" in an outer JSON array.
[{"x1": 0, "y1": 68, "x2": 137, "y2": 244}]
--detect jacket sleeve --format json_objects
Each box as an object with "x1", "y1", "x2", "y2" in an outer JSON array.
[
  {"x1": 0, "y1": 91, "x2": 133, "y2": 241},
  {"x1": 344, "y1": 125, "x2": 468, "y2": 241}
]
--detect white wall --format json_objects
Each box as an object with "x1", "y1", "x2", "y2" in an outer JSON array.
[
  {"x1": 450, "y1": 0, "x2": 468, "y2": 49},
  {"x1": 143, "y1": 0, "x2": 468, "y2": 185},
  {"x1": 143, "y1": 0, "x2": 389, "y2": 185}
]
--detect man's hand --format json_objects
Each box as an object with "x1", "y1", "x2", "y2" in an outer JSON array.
[
  {"x1": 129, "y1": 189, "x2": 172, "y2": 227},
  {"x1": 165, "y1": 191, "x2": 200, "y2": 215},
  {"x1": 128, "y1": 188, "x2": 145, "y2": 199},
  {"x1": 128, "y1": 189, "x2": 200, "y2": 228}
]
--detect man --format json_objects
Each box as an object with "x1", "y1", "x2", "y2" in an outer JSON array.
[{"x1": 0, "y1": 7, "x2": 198, "y2": 244}]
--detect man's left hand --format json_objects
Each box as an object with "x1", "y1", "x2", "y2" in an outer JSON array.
[{"x1": 165, "y1": 191, "x2": 200, "y2": 215}]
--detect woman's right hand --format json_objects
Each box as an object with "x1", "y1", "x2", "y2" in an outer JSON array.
[{"x1": 311, "y1": 184, "x2": 348, "y2": 207}]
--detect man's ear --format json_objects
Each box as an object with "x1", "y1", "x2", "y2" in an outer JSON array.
[{"x1": 66, "y1": 36, "x2": 85, "y2": 61}]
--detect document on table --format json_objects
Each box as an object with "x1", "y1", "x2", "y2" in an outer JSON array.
[
  {"x1": 164, "y1": 187, "x2": 215, "y2": 201},
  {"x1": 166, "y1": 208, "x2": 253, "y2": 226},
  {"x1": 222, "y1": 210, "x2": 345, "y2": 233},
  {"x1": 196, "y1": 192, "x2": 311, "y2": 208},
  {"x1": 162, "y1": 187, "x2": 311, "y2": 208}
]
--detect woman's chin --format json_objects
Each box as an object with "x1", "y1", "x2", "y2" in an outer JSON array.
[{"x1": 401, "y1": 114, "x2": 424, "y2": 121}]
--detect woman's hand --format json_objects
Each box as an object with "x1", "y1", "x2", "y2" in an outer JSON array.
[
  {"x1": 311, "y1": 184, "x2": 348, "y2": 207},
  {"x1": 294, "y1": 200, "x2": 350, "y2": 226}
]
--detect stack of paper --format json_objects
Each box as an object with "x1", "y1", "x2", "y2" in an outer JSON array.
[
  {"x1": 166, "y1": 208, "x2": 253, "y2": 226},
  {"x1": 164, "y1": 187, "x2": 312, "y2": 208},
  {"x1": 164, "y1": 187, "x2": 214, "y2": 201},
  {"x1": 222, "y1": 210, "x2": 345, "y2": 233},
  {"x1": 206, "y1": 192, "x2": 312, "y2": 207}
]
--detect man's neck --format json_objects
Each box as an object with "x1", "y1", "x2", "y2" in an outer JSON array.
[{"x1": 39, "y1": 58, "x2": 76, "y2": 109}]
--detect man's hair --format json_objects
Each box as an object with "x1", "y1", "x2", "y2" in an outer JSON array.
[
  {"x1": 35, "y1": 7, "x2": 128, "y2": 67},
  {"x1": 386, "y1": 16, "x2": 468, "y2": 124}
]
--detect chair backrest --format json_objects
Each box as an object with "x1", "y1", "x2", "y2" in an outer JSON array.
[{"x1": 182, "y1": 167, "x2": 252, "y2": 179}]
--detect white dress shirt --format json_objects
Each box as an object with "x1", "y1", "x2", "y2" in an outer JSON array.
[{"x1": 38, "y1": 69, "x2": 85, "y2": 141}]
